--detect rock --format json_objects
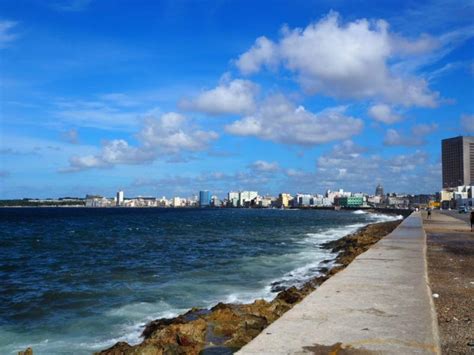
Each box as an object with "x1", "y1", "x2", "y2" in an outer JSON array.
[
  {"x1": 95, "y1": 342, "x2": 132, "y2": 355},
  {"x1": 18, "y1": 348, "x2": 33, "y2": 355},
  {"x1": 275, "y1": 286, "x2": 303, "y2": 304}
]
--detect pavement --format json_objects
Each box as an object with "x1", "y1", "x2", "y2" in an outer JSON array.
[
  {"x1": 423, "y1": 211, "x2": 474, "y2": 354},
  {"x1": 237, "y1": 212, "x2": 440, "y2": 354}
]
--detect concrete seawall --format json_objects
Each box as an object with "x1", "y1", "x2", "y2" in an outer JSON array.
[{"x1": 238, "y1": 212, "x2": 440, "y2": 354}]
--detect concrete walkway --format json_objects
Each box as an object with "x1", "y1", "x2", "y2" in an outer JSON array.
[{"x1": 238, "y1": 212, "x2": 440, "y2": 354}]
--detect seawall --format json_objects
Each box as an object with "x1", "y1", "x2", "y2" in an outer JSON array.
[{"x1": 237, "y1": 212, "x2": 440, "y2": 354}]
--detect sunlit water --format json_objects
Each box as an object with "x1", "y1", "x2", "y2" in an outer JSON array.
[{"x1": 0, "y1": 208, "x2": 401, "y2": 354}]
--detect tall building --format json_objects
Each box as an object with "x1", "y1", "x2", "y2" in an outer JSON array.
[
  {"x1": 375, "y1": 184, "x2": 384, "y2": 197},
  {"x1": 442, "y1": 136, "x2": 474, "y2": 189},
  {"x1": 199, "y1": 190, "x2": 210, "y2": 207},
  {"x1": 116, "y1": 190, "x2": 124, "y2": 206}
]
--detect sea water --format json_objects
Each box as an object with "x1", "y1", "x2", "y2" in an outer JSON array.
[{"x1": 0, "y1": 208, "x2": 401, "y2": 354}]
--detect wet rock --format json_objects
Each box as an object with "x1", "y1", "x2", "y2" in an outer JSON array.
[
  {"x1": 95, "y1": 342, "x2": 132, "y2": 355},
  {"x1": 275, "y1": 286, "x2": 303, "y2": 304},
  {"x1": 18, "y1": 348, "x2": 33, "y2": 355}
]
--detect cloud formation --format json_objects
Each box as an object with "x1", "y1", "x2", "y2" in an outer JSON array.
[
  {"x1": 225, "y1": 94, "x2": 363, "y2": 145},
  {"x1": 310, "y1": 140, "x2": 440, "y2": 193},
  {"x1": 179, "y1": 78, "x2": 258, "y2": 115},
  {"x1": 249, "y1": 160, "x2": 280, "y2": 172},
  {"x1": 63, "y1": 112, "x2": 218, "y2": 172},
  {"x1": 368, "y1": 104, "x2": 403, "y2": 124},
  {"x1": 383, "y1": 123, "x2": 438, "y2": 146},
  {"x1": 236, "y1": 11, "x2": 440, "y2": 107}
]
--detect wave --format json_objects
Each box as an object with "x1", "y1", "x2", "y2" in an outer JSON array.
[{"x1": 352, "y1": 209, "x2": 367, "y2": 214}]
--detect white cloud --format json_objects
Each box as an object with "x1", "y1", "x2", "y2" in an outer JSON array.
[
  {"x1": 310, "y1": 140, "x2": 440, "y2": 193},
  {"x1": 250, "y1": 160, "x2": 280, "y2": 172},
  {"x1": 0, "y1": 20, "x2": 18, "y2": 48},
  {"x1": 236, "y1": 36, "x2": 278, "y2": 75},
  {"x1": 179, "y1": 78, "x2": 258, "y2": 115},
  {"x1": 368, "y1": 104, "x2": 403, "y2": 124},
  {"x1": 63, "y1": 112, "x2": 218, "y2": 172},
  {"x1": 139, "y1": 112, "x2": 218, "y2": 153},
  {"x1": 384, "y1": 123, "x2": 438, "y2": 146},
  {"x1": 225, "y1": 94, "x2": 363, "y2": 145},
  {"x1": 461, "y1": 114, "x2": 474, "y2": 133},
  {"x1": 64, "y1": 140, "x2": 155, "y2": 172},
  {"x1": 236, "y1": 11, "x2": 440, "y2": 107}
]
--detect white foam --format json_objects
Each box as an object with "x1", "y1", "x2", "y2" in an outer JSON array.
[{"x1": 352, "y1": 209, "x2": 367, "y2": 214}]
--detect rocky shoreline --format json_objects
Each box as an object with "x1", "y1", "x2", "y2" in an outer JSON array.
[{"x1": 95, "y1": 218, "x2": 402, "y2": 355}]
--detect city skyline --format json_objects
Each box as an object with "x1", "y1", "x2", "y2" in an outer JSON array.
[{"x1": 1, "y1": 0, "x2": 474, "y2": 198}]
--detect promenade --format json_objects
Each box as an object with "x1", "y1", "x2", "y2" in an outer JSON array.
[
  {"x1": 424, "y1": 211, "x2": 473, "y2": 354},
  {"x1": 238, "y1": 212, "x2": 441, "y2": 354}
]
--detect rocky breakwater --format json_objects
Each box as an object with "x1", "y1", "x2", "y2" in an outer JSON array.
[{"x1": 97, "y1": 219, "x2": 402, "y2": 355}]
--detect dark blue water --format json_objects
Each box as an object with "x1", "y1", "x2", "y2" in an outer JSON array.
[{"x1": 0, "y1": 208, "x2": 400, "y2": 354}]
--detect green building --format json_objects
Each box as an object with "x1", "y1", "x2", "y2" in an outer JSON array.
[{"x1": 336, "y1": 196, "x2": 364, "y2": 207}]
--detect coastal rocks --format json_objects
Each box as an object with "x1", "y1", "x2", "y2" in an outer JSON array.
[
  {"x1": 99, "y1": 219, "x2": 403, "y2": 355},
  {"x1": 18, "y1": 348, "x2": 33, "y2": 355},
  {"x1": 322, "y1": 220, "x2": 402, "y2": 269}
]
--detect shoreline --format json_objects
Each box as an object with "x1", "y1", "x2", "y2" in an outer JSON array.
[{"x1": 97, "y1": 217, "x2": 404, "y2": 355}]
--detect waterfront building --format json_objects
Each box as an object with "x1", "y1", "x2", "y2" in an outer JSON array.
[
  {"x1": 295, "y1": 193, "x2": 313, "y2": 207},
  {"x1": 334, "y1": 196, "x2": 364, "y2": 208},
  {"x1": 386, "y1": 194, "x2": 410, "y2": 208},
  {"x1": 278, "y1": 193, "x2": 292, "y2": 208},
  {"x1": 228, "y1": 192, "x2": 239, "y2": 207},
  {"x1": 375, "y1": 184, "x2": 384, "y2": 197},
  {"x1": 259, "y1": 196, "x2": 274, "y2": 208},
  {"x1": 238, "y1": 191, "x2": 258, "y2": 207},
  {"x1": 199, "y1": 190, "x2": 211, "y2": 207},
  {"x1": 85, "y1": 195, "x2": 112, "y2": 207},
  {"x1": 325, "y1": 189, "x2": 351, "y2": 204},
  {"x1": 172, "y1": 197, "x2": 182, "y2": 207},
  {"x1": 442, "y1": 136, "x2": 474, "y2": 189},
  {"x1": 116, "y1": 190, "x2": 124, "y2": 206}
]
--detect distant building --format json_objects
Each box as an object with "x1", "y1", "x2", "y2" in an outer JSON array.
[
  {"x1": 239, "y1": 191, "x2": 258, "y2": 207},
  {"x1": 85, "y1": 194, "x2": 112, "y2": 207},
  {"x1": 228, "y1": 192, "x2": 239, "y2": 207},
  {"x1": 295, "y1": 193, "x2": 312, "y2": 207},
  {"x1": 199, "y1": 190, "x2": 211, "y2": 207},
  {"x1": 116, "y1": 190, "x2": 124, "y2": 206},
  {"x1": 172, "y1": 197, "x2": 182, "y2": 207},
  {"x1": 278, "y1": 193, "x2": 292, "y2": 208},
  {"x1": 334, "y1": 196, "x2": 364, "y2": 208},
  {"x1": 442, "y1": 136, "x2": 474, "y2": 189},
  {"x1": 375, "y1": 184, "x2": 384, "y2": 197}
]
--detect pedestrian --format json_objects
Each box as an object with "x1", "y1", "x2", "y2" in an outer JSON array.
[
  {"x1": 471, "y1": 211, "x2": 474, "y2": 232},
  {"x1": 427, "y1": 208, "x2": 431, "y2": 220}
]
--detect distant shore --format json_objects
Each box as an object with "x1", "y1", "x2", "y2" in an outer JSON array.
[{"x1": 96, "y1": 216, "x2": 404, "y2": 355}]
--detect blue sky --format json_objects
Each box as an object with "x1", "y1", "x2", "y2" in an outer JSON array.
[{"x1": 0, "y1": 0, "x2": 473, "y2": 199}]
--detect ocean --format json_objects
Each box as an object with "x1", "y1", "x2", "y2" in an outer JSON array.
[{"x1": 0, "y1": 207, "x2": 401, "y2": 354}]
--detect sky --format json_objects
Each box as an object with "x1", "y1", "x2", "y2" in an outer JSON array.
[{"x1": 0, "y1": 0, "x2": 473, "y2": 199}]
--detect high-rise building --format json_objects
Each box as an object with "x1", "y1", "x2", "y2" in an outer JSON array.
[
  {"x1": 116, "y1": 190, "x2": 124, "y2": 206},
  {"x1": 375, "y1": 184, "x2": 384, "y2": 197},
  {"x1": 442, "y1": 136, "x2": 474, "y2": 189},
  {"x1": 199, "y1": 190, "x2": 211, "y2": 207}
]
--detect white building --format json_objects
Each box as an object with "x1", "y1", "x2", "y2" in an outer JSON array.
[
  {"x1": 239, "y1": 191, "x2": 258, "y2": 207},
  {"x1": 228, "y1": 192, "x2": 239, "y2": 207},
  {"x1": 116, "y1": 190, "x2": 124, "y2": 206}
]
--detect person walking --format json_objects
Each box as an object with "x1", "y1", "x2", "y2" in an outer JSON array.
[
  {"x1": 427, "y1": 208, "x2": 432, "y2": 220},
  {"x1": 471, "y1": 210, "x2": 474, "y2": 232}
]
